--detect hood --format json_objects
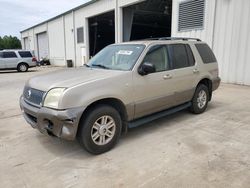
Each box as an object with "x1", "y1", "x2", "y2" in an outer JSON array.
[{"x1": 27, "y1": 67, "x2": 126, "y2": 91}]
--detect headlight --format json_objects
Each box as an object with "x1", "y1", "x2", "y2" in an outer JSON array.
[{"x1": 43, "y1": 88, "x2": 66, "y2": 109}]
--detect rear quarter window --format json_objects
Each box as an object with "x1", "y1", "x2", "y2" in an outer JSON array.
[
  {"x1": 18, "y1": 51, "x2": 33, "y2": 58},
  {"x1": 195, "y1": 43, "x2": 217, "y2": 64}
]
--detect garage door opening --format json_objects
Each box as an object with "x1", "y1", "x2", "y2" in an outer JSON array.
[
  {"x1": 123, "y1": 0, "x2": 172, "y2": 41},
  {"x1": 37, "y1": 32, "x2": 49, "y2": 60},
  {"x1": 88, "y1": 11, "x2": 115, "y2": 57}
]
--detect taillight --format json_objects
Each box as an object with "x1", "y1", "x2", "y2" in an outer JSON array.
[{"x1": 32, "y1": 57, "x2": 37, "y2": 62}]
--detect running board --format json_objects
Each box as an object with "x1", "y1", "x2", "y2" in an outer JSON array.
[{"x1": 128, "y1": 102, "x2": 191, "y2": 129}]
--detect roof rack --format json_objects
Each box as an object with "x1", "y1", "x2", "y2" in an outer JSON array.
[{"x1": 146, "y1": 37, "x2": 202, "y2": 42}]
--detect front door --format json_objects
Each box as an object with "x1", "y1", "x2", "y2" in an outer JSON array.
[{"x1": 133, "y1": 44, "x2": 176, "y2": 119}]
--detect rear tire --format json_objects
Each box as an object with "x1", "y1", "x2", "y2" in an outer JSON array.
[
  {"x1": 189, "y1": 84, "x2": 209, "y2": 114},
  {"x1": 77, "y1": 105, "x2": 122, "y2": 155},
  {"x1": 17, "y1": 63, "x2": 28, "y2": 72}
]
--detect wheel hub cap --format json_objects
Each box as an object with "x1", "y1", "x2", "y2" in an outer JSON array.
[
  {"x1": 91, "y1": 115, "x2": 116, "y2": 146},
  {"x1": 20, "y1": 65, "x2": 26, "y2": 71},
  {"x1": 197, "y1": 90, "x2": 207, "y2": 109},
  {"x1": 99, "y1": 125, "x2": 108, "y2": 136}
]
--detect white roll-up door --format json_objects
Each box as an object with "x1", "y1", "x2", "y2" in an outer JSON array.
[{"x1": 37, "y1": 32, "x2": 49, "y2": 59}]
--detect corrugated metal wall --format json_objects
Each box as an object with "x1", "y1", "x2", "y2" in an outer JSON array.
[
  {"x1": 213, "y1": 0, "x2": 250, "y2": 85},
  {"x1": 172, "y1": 0, "x2": 250, "y2": 85}
]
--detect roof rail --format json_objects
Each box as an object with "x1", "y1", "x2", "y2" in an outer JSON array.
[{"x1": 145, "y1": 37, "x2": 202, "y2": 42}]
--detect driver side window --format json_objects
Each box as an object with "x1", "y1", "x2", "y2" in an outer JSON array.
[{"x1": 143, "y1": 45, "x2": 169, "y2": 72}]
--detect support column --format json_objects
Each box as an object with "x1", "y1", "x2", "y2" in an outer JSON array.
[{"x1": 117, "y1": 7, "x2": 123, "y2": 43}]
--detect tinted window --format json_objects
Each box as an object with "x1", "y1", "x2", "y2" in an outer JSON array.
[
  {"x1": 3, "y1": 52, "x2": 17, "y2": 58},
  {"x1": 195, "y1": 43, "x2": 217, "y2": 63},
  {"x1": 0, "y1": 52, "x2": 3, "y2": 58},
  {"x1": 167, "y1": 44, "x2": 190, "y2": 69},
  {"x1": 18, "y1": 51, "x2": 32, "y2": 58},
  {"x1": 77, "y1": 27, "x2": 84, "y2": 43},
  {"x1": 143, "y1": 45, "x2": 169, "y2": 72},
  {"x1": 186, "y1": 45, "x2": 195, "y2": 66}
]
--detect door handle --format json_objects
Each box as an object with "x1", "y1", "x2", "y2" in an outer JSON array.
[
  {"x1": 193, "y1": 68, "x2": 199, "y2": 74},
  {"x1": 163, "y1": 74, "x2": 172, "y2": 80}
]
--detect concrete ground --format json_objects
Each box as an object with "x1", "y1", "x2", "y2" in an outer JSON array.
[{"x1": 0, "y1": 67, "x2": 250, "y2": 188}]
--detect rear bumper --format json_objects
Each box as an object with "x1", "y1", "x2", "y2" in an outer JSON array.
[
  {"x1": 212, "y1": 77, "x2": 221, "y2": 91},
  {"x1": 29, "y1": 62, "x2": 37, "y2": 68},
  {"x1": 20, "y1": 96, "x2": 85, "y2": 140}
]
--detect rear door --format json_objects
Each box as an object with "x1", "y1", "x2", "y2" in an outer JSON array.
[
  {"x1": 18, "y1": 51, "x2": 33, "y2": 64},
  {"x1": 3, "y1": 51, "x2": 18, "y2": 68},
  {"x1": 167, "y1": 43, "x2": 199, "y2": 105}
]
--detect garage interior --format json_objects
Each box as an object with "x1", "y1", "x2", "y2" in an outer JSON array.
[
  {"x1": 123, "y1": 0, "x2": 172, "y2": 41},
  {"x1": 88, "y1": 11, "x2": 115, "y2": 57},
  {"x1": 88, "y1": 0, "x2": 172, "y2": 56}
]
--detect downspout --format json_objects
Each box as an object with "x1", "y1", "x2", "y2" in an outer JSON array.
[
  {"x1": 46, "y1": 22, "x2": 50, "y2": 59},
  {"x1": 32, "y1": 29, "x2": 36, "y2": 58},
  {"x1": 63, "y1": 15, "x2": 67, "y2": 65},
  {"x1": 115, "y1": 0, "x2": 119, "y2": 43},
  {"x1": 212, "y1": 0, "x2": 218, "y2": 50},
  {"x1": 73, "y1": 10, "x2": 77, "y2": 68}
]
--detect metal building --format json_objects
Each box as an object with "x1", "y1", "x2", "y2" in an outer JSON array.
[{"x1": 20, "y1": 0, "x2": 250, "y2": 85}]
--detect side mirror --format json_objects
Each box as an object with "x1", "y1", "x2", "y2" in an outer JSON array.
[{"x1": 138, "y1": 62, "x2": 156, "y2": 75}]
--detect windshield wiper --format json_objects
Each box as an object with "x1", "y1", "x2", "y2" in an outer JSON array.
[
  {"x1": 83, "y1": 64, "x2": 90, "y2": 68},
  {"x1": 91, "y1": 64, "x2": 110, "y2": 69}
]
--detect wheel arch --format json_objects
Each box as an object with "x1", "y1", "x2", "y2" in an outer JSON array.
[
  {"x1": 197, "y1": 78, "x2": 212, "y2": 101},
  {"x1": 17, "y1": 62, "x2": 29, "y2": 68},
  {"x1": 79, "y1": 98, "x2": 129, "y2": 134}
]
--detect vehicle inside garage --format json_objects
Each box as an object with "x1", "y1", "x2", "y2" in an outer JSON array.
[
  {"x1": 88, "y1": 11, "x2": 115, "y2": 57},
  {"x1": 123, "y1": 0, "x2": 172, "y2": 41}
]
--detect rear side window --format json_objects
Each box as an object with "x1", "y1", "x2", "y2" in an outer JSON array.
[
  {"x1": 195, "y1": 43, "x2": 217, "y2": 63},
  {"x1": 167, "y1": 44, "x2": 193, "y2": 69},
  {"x1": 3, "y1": 52, "x2": 17, "y2": 58},
  {"x1": 18, "y1": 51, "x2": 33, "y2": 58}
]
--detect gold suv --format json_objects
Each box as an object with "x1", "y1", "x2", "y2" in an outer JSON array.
[{"x1": 20, "y1": 37, "x2": 220, "y2": 154}]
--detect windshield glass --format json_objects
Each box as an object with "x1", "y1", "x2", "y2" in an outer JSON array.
[{"x1": 87, "y1": 44, "x2": 145, "y2": 71}]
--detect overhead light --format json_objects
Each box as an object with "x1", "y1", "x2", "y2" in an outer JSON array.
[
  {"x1": 91, "y1": 22, "x2": 98, "y2": 27},
  {"x1": 164, "y1": 6, "x2": 170, "y2": 15}
]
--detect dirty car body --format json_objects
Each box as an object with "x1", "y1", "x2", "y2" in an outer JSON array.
[{"x1": 20, "y1": 38, "x2": 220, "y2": 154}]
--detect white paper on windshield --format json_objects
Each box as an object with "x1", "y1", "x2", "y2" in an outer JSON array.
[{"x1": 117, "y1": 50, "x2": 133, "y2": 55}]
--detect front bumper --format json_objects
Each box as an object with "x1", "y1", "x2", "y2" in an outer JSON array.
[{"x1": 20, "y1": 96, "x2": 85, "y2": 140}]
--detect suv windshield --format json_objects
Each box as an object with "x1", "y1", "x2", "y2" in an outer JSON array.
[{"x1": 87, "y1": 44, "x2": 145, "y2": 71}]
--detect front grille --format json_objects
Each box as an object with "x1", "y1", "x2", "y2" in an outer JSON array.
[{"x1": 23, "y1": 87, "x2": 45, "y2": 106}]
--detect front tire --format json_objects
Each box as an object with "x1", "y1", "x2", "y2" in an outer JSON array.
[
  {"x1": 77, "y1": 105, "x2": 122, "y2": 155},
  {"x1": 17, "y1": 63, "x2": 28, "y2": 72},
  {"x1": 189, "y1": 84, "x2": 209, "y2": 114}
]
